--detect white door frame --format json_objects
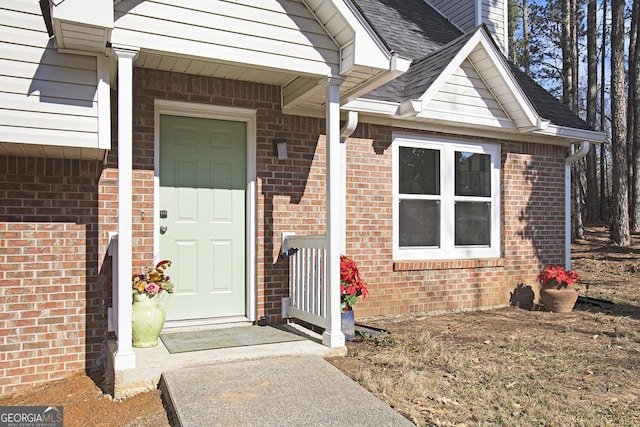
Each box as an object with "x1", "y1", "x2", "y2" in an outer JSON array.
[{"x1": 153, "y1": 99, "x2": 257, "y2": 325}]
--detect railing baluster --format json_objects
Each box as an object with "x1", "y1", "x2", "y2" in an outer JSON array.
[{"x1": 285, "y1": 235, "x2": 329, "y2": 329}]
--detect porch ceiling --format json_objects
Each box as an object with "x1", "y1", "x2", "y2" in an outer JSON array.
[
  {"x1": 132, "y1": 50, "x2": 388, "y2": 116},
  {"x1": 135, "y1": 51, "x2": 295, "y2": 87}
]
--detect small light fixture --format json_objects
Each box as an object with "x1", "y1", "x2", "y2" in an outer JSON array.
[{"x1": 273, "y1": 138, "x2": 287, "y2": 160}]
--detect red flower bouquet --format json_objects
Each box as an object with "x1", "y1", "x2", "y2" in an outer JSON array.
[
  {"x1": 537, "y1": 264, "x2": 582, "y2": 289},
  {"x1": 340, "y1": 255, "x2": 368, "y2": 312}
]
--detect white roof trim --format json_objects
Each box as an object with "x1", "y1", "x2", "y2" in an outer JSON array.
[
  {"x1": 419, "y1": 28, "x2": 542, "y2": 131},
  {"x1": 536, "y1": 124, "x2": 606, "y2": 144},
  {"x1": 343, "y1": 98, "x2": 400, "y2": 116},
  {"x1": 342, "y1": 97, "x2": 605, "y2": 146}
]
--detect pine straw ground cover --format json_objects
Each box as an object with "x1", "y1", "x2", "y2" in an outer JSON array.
[{"x1": 1, "y1": 226, "x2": 639, "y2": 426}]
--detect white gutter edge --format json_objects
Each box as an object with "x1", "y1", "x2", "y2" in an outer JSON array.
[
  {"x1": 539, "y1": 124, "x2": 606, "y2": 144},
  {"x1": 565, "y1": 141, "x2": 590, "y2": 270}
]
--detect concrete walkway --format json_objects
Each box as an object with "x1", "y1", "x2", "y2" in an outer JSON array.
[{"x1": 160, "y1": 355, "x2": 414, "y2": 427}]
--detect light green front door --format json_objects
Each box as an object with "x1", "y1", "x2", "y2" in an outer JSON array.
[{"x1": 159, "y1": 115, "x2": 246, "y2": 321}]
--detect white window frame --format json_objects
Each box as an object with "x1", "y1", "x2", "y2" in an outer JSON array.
[{"x1": 393, "y1": 134, "x2": 501, "y2": 260}]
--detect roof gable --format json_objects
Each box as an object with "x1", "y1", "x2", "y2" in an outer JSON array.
[
  {"x1": 363, "y1": 27, "x2": 543, "y2": 131},
  {"x1": 415, "y1": 28, "x2": 541, "y2": 131},
  {"x1": 347, "y1": 0, "x2": 604, "y2": 144},
  {"x1": 420, "y1": 57, "x2": 513, "y2": 129}
]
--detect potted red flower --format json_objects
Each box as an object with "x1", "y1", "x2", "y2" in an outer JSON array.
[
  {"x1": 537, "y1": 264, "x2": 581, "y2": 313},
  {"x1": 340, "y1": 255, "x2": 368, "y2": 339}
]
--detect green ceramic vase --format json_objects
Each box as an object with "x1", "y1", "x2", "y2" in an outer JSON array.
[{"x1": 132, "y1": 293, "x2": 166, "y2": 348}]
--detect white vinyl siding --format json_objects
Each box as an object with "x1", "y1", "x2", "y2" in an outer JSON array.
[
  {"x1": 426, "y1": 0, "x2": 475, "y2": 32},
  {"x1": 112, "y1": 0, "x2": 340, "y2": 77},
  {"x1": 481, "y1": 0, "x2": 507, "y2": 53},
  {"x1": 427, "y1": 0, "x2": 507, "y2": 53},
  {"x1": 421, "y1": 59, "x2": 513, "y2": 129},
  {"x1": 0, "y1": 0, "x2": 106, "y2": 156},
  {"x1": 393, "y1": 134, "x2": 501, "y2": 260}
]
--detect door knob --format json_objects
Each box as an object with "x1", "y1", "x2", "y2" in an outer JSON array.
[{"x1": 160, "y1": 224, "x2": 168, "y2": 234}]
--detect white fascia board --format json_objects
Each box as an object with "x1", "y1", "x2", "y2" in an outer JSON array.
[
  {"x1": 52, "y1": 0, "x2": 114, "y2": 29},
  {"x1": 535, "y1": 124, "x2": 607, "y2": 145},
  {"x1": 340, "y1": 98, "x2": 602, "y2": 147},
  {"x1": 476, "y1": 35, "x2": 542, "y2": 130},
  {"x1": 420, "y1": 28, "x2": 541, "y2": 131},
  {"x1": 342, "y1": 98, "x2": 400, "y2": 116},
  {"x1": 341, "y1": 55, "x2": 412, "y2": 103},
  {"x1": 328, "y1": 0, "x2": 393, "y2": 71}
]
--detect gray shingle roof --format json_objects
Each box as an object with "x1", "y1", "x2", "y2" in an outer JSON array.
[
  {"x1": 363, "y1": 31, "x2": 476, "y2": 102},
  {"x1": 351, "y1": 0, "x2": 462, "y2": 59},
  {"x1": 351, "y1": 0, "x2": 593, "y2": 131}
]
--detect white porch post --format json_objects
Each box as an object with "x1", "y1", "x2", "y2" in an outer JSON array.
[
  {"x1": 323, "y1": 77, "x2": 346, "y2": 348},
  {"x1": 112, "y1": 46, "x2": 139, "y2": 370}
]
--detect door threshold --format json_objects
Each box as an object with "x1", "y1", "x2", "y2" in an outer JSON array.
[{"x1": 163, "y1": 316, "x2": 251, "y2": 332}]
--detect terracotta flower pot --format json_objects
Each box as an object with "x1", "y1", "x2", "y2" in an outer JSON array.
[{"x1": 540, "y1": 287, "x2": 579, "y2": 313}]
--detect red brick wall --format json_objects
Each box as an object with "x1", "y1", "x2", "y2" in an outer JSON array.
[
  {"x1": 123, "y1": 69, "x2": 567, "y2": 322},
  {"x1": 0, "y1": 69, "x2": 567, "y2": 395},
  {"x1": 343, "y1": 127, "x2": 566, "y2": 318},
  {"x1": 0, "y1": 156, "x2": 108, "y2": 396},
  {"x1": 122, "y1": 69, "x2": 329, "y2": 323}
]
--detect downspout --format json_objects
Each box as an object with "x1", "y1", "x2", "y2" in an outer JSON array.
[
  {"x1": 338, "y1": 111, "x2": 358, "y2": 256},
  {"x1": 340, "y1": 110, "x2": 358, "y2": 141},
  {"x1": 565, "y1": 141, "x2": 590, "y2": 269}
]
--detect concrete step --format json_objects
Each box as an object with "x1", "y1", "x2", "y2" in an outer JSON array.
[{"x1": 160, "y1": 355, "x2": 414, "y2": 427}]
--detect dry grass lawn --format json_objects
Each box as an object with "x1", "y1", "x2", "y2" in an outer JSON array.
[{"x1": 328, "y1": 226, "x2": 640, "y2": 426}]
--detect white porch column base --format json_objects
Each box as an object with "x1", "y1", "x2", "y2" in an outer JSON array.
[
  {"x1": 112, "y1": 349, "x2": 136, "y2": 370},
  {"x1": 113, "y1": 45, "x2": 139, "y2": 369},
  {"x1": 324, "y1": 76, "x2": 346, "y2": 348},
  {"x1": 322, "y1": 329, "x2": 346, "y2": 348}
]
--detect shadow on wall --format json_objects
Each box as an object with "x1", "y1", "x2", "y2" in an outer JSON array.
[
  {"x1": 0, "y1": 156, "x2": 108, "y2": 392},
  {"x1": 509, "y1": 284, "x2": 535, "y2": 310},
  {"x1": 28, "y1": 39, "x2": 96, "y2": 108},
  {"x1": 518, "y1": 149, "x2": 566, "y2": 265},
  {"x1": 258, "y1": 115, "x2": 324, "y2": 323}
]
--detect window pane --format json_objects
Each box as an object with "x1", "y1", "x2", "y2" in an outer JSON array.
[
  {"x1": 455, "y1": 152, "x2": 491, "y2": 196},
  {"x1": 399, "y1": 147, "x2": 440, "y2": 195},
  {"x1": 399, "y1": 199, "x2": 439, "y2": 247},
  {"x1": 455, "y1": 202, "x2": 490, "y2": 245}
]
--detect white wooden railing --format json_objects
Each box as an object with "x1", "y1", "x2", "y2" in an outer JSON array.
[{"x1": 283, "y1": 234, "x2": 329, "y2": 330}]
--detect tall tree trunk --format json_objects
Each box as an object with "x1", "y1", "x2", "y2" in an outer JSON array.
[
  {"x1": 522, "y1": 0, "x2": 530, "y2": 75},
  {"x1": 600, "y1": 0, "x2": 608, "y2": 221},
  {"x1": 629, "y1": 0, "x2": 640, "y2": 231},
  {"x1": 508, "y1": 0, "x2": 517, "y2": 61},
  {"x1": 563, "y1": 0, "x2": 584, "y2": 240},
  {"x1": 586, "y1": 0, "x2": 599, "y2": 222},
  {"x1": 562, "y1": 0, "x2": 574, "y2": 108},
  {"x1": 571, "y1": 0, "x2": 579, "y2": 114},
  {"x1": 610, "y1": 0, "x2": 630, "y2": 245}
]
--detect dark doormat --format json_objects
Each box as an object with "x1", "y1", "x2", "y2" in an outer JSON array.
[{"x1": 160, "y1": 325, "x2": 306, "y2": 354}]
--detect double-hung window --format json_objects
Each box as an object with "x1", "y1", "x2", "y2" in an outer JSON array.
[{"x1": 393, "y1": 135, "x2": 501, "y2": 260}]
